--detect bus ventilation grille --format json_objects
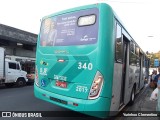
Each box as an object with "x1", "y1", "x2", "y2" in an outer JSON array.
[{"x1": 50, "y1": 96, "x2": 67, "y2": 105}]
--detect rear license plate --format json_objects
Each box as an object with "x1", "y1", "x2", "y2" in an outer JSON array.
[{"x1": 55, "y1": 80, "x2": 67, "y2": 88}]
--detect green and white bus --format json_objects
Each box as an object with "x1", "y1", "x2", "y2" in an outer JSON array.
[{"x1": 34, "y1": 3, "x2": 149, "y2": 118}]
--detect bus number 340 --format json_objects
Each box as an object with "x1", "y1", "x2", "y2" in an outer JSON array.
[{"x1": 78, "y1": 62, "x2": 93, "y2": 70}]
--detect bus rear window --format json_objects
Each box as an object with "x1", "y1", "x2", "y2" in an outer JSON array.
[
  {"x1": 78, "y1": 15, "x2": 96, "y2": 26},
  {"x1": 40, "y1": 8, "x2": 99, "y2": 46}
]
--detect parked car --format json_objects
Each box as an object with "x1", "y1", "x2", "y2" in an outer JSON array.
[{"x1": 26, "y1": 71, "x2": 35, "y2": 85}]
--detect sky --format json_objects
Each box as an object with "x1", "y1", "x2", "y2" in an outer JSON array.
[{"x1": 0, "y1": 0, "x2": 160, "y2": 53}]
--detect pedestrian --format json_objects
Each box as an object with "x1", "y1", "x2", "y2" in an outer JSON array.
[
  {"x1": 150, "y1": 70, "x2": 157, "y2": 89},
  {"x1": 154, "y1": 67, "x2": 160, "y2": 88},
  {"x1": 157, "y1": 76, "x2": 160, "y2": 112},
  {"x1": 152, "y1": 70, "x2": 157, "y2": 82},
  {"x1": 158, "y1": 76, "x2": 160, "y2": 89},
  {"x1": 150, "y1": 70, "x2": 153, "y2": 82}
]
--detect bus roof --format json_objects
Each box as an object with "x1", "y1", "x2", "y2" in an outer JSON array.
[{"x1": 42, "y1": 3, "x2": 100, "y2": 20}]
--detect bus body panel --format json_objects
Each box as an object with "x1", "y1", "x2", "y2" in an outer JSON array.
[
  {"x1": 34, "y1": 3, "x2": 149, "y2": 118},
  {"x1": 36, "y1": 7, "x2": 101, "y2": 100},
  {"x1": 34, "y1": 84, "x2": 110, "y2": 118},
  {"x1": 36, "y1": 3, "x2": 115, "y2": 100},
  {"x1": 35, "y1": 3, "x2": 114, "y2": 117},
  {"x1": 110, "y1": 18, "x2": 149, "y2": 112},
  {"x1": 36, "y1": 49, "x2": 98, "y2": 99},
  {"x1": 96, "y1": 3, "x2": 114, "y2": 99},
  {"x1": 110, "y1": 63, "x2": 123, "y2": 111}
]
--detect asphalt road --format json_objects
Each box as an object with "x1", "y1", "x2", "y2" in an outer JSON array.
[
  {"x1": 0, "y1": 84, "x2": 159, "y2": 120},
  {"x1": 0, "y1": 85, "x2": 65, "y2": 111},
  {"x1": 0, "y1": 85, "x2": 97, "y2": 120}
]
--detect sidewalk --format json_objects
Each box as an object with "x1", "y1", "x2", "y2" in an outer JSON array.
[
  {"x1": 140, "y1": 85, "x2": 157, "y2": 111},
  {"x1": 115, "y1": 84, "x2": 159, "y2": 120},
  {"x1": 133, "y1": 85, "x2": 158, "y2": 120},
  {"x1": 134, "y1": 85, "x2": 159, "y2": 120}
]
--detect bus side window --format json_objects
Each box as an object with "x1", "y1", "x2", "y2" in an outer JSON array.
[
  {"x1": 130, "y1": 41, "x2": 135, "y2": 53},
  {"x1": 115, "y1": 23, "x2": 122, "y2": 62},
  {"x1": 136, "y1": 46, "x2": 140, "y2": 66},
  {"x1": 129, "y1": 41, "x2": 136, "y2": 66},
  {"x1": 135, "y1": 46, "x2": 139, "y2": 57},
  {"x1": 142, "y1": 55, "x2": 144, "y2": 67},
  {"x1": 143, "y1": 56, "x2": 146, "y2": 67}
]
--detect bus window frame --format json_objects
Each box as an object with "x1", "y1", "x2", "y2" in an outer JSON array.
[
  {"x1": 135, "y1": 46, "x2": 140, "y2": 57},
  {"x1": 130, "y1": 41, "x2": 135, "y2": 54},
  {"x1": 129, "y1": 41, "x2": 137, "y2": 66},
  {"x1": 115, "y1": 22, "x2": 123, "y2": 63}
]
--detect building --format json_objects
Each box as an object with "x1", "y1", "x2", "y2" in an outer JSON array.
[{"x1": 0, "y1": 24, "x2": 38, "y2": 73}]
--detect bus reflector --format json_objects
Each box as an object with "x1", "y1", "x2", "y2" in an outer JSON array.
[
  {"x1": 73, "y1": 103, "x2": 78, "y2": 106},
  {"x1": 58, "y1": 59, "x2": 65, "y2": 62},
  {"x1": 88, "y1": 71, "x2": 103, "y2": 99},
  {"x1": 35, "y1": 66, "x2": 39, "y2": 86}
]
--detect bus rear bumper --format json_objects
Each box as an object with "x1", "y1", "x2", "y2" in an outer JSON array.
[{"x1": 34, "y1": 84, "x2": 111, "y2": 118}]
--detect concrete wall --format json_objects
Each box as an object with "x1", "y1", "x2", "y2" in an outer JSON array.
[
  {"x1": 0, "y1": 24, "x2": 37, "y2": 58},
  {"x1": 0, "y1": 24, "x2": 37, "y2": 45},
  {"x1": 1, "y1": 44, "x2": 35, "y2": 58}
]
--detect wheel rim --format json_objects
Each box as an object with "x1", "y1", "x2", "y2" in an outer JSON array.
[{"x1": 18, "y1": 81, "x2": 23, "y2": 86}]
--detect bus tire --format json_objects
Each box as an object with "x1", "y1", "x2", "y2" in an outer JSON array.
[
  {"x1": 129, "y1": 87, "x2": 135, "y2": 105},
  {"x1": 16, "y1": 78, "x2": 26, "y2": 87}
]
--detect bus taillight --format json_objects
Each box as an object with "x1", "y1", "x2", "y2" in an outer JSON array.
[
  {"x1": 88, "y1": 71, "x2": 103, "y2": 99},
  {"x1": 73, "y1": 103, "x2": 78, "y2": 106},
  {"x1": 35, "y1": 66, "x2": 39, "y2": 86},
  {"x1": 58, "y1": 59, "x2": 65, "y2": 62}
]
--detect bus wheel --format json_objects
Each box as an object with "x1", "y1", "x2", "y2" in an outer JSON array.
[
  {"x1": 16, "y1": 78, "x2": 26, "y2": 87},
  {"x1": 129, "y1": 87, "x2": 135, "y2": 105}
]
